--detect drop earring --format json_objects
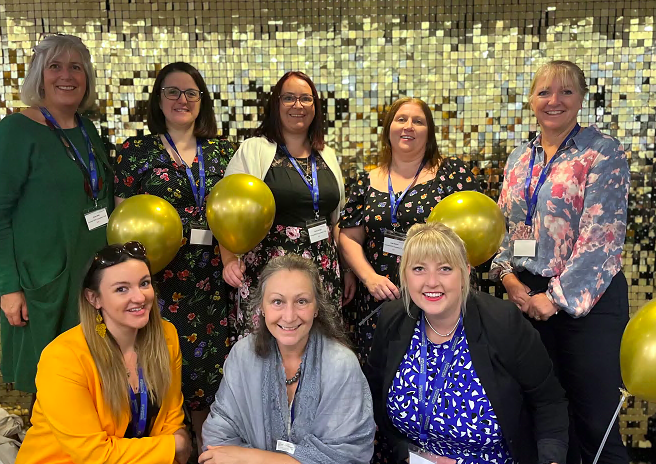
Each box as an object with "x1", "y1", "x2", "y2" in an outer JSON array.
[{"x1": 95, "y1": 310, "x2": 106, "y2": 338}]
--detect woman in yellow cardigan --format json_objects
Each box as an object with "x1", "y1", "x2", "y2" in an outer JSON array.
[{"x1": 16, "y1": 241, "x2": 191, "y2": 464}]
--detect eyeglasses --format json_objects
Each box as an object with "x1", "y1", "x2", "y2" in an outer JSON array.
[
  {"x1": 161, "y1": 86, "x2": 203, "y2": 102},
  {"x1": 279, "y1": 93, "x2": 315, "y2": 107}
]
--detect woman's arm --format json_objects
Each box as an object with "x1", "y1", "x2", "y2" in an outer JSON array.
[{"x1": 199, "y1": 446, "x2": 298, "y2": 464}]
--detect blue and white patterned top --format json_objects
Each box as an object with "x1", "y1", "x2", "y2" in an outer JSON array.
[{"x1": 387, "y1": 318, "x2": 514, "y2": 464}]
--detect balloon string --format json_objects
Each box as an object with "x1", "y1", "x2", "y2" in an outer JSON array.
[
  {"x1": 592, "y1": 388, "x2": 630, "y2": 464},
  {"x1": 236, "y1": 255, "x2": 242, "y2": 321}
]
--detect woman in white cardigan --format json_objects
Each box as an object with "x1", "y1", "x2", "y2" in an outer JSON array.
[{"x1": 221, "y1": 71, "x2": 350, "y2": 337}]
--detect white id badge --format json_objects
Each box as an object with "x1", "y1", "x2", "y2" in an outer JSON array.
[
  {"x1": 307, "y1": 219, "x2": 329, "y2": 244},
  {"x1": 190, "y1": 228, "x2": 213, "y2": 246},
  {"x1": 276, "y1": 439, "x2": 296, "y2": 455},
  {"x1": 514, "y1": 239, "x2": 537, "y2": 257},
  {"x1": 84, "y1": 208, "x2": 109, "y2": 231},
  {"x1": 408, "y1": 444, "x2": 439, "y2": 464},
  {"x1": 383, "y1": 229, "x2": 406, "y2": 256}
]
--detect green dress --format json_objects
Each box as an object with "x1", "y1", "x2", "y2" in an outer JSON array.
[{"x1": 0, "y1": 113, "x2": 113, "y2": 392}]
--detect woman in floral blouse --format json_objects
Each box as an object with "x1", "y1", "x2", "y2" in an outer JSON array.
[
  {"x1": 114, "y1": 62, "x2": 235, "y2": 453},
  {"x1": 490, "y1": 61, "x2": 630, "y2": 464}
]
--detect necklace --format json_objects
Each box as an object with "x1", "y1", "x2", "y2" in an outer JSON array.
[
  {"x1": 425, "y1": 315, "x2": 460, "y2": 338},
  {"x1": 285, "y1": 366, "x2": 302, "y2": 385}
]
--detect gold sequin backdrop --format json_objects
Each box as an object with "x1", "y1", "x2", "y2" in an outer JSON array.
[{"x1": 1, "y1": 0, "x2": 655, "y2": 450}]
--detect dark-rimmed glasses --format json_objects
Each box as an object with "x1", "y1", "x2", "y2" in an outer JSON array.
[
  {"x1": 93, "y1": 241, "x2": 147, "y2": 268},
  {"x1": 280, "y1": 93, "x2": 315, "y2": 107},
  {"x1": 161, "y1": 87, "x2": 203, "y2": 102}
]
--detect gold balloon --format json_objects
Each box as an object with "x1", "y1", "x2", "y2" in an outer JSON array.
[
  {"x1": 107, "y1": 195, "x2": 183, "y2": 273},
  {"x1": 620, "y1": 299, "x2": 656, "y2": 402},
  {"x1": 427, "y1": 191, "x2": 505, "y2": 266},
  {"x1": 206, "y1": 174, "x2": 276, "y2": 255}
]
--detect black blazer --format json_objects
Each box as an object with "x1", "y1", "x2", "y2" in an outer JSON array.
[{"x1": 364, "y1": 291, "x2": 568, "y2": 464}]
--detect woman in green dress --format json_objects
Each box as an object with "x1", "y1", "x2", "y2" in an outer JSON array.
[{"x1": 0, "y1": 34, "x2": 113, "y2": 394}]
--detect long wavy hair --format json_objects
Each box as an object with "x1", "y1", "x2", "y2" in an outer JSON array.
[
  {"x1": 249, "y1": 254, "x2": 349, "y2": 357},
  {"x1": 80, "y1": 245, "x2": 171, "y2": 422}
]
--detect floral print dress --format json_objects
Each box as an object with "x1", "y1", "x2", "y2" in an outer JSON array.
[
  {"x1": 231, "y1": 147, "x2": 342, "y2": 338},
  {"x1": 339, "y1": 158, "x2": 480, "y2": 363},
  {"x1": 114, "y1": 134, "x2": 235, "y2": 411}
]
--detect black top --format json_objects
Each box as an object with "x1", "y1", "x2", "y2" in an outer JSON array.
[
  {"x1": 264, "y1": 147, "x2": 340, "y2": 227},
  {"x1": 365, "y1": 292, "x2": 569, "y2": 464},
  {"x1": 123, "y1": 392, "x2": 160, "y2": 438}
]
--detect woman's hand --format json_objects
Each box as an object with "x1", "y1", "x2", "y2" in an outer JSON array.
[
  {"x1": 199, "y1": 445, "x2": 251, "y2": 464},
  {"x1": 0, "y1": 291, "x2": 28, "y2": 326},
  {"x1": 173, "y1": 428, "x2": 192, "y2": 464},
  {"x1": 342, "y1": 270, "x2": 357, "y2": 307},
  {"x1": 364, "y1": 273, "x2": 400, "y2": 301},
  {"x1": 501, "y1": 273, "x2": 532, "y2": 310},
  {"x1": 524, "y1": 293, "x2": 559, "y2": 322},
  {"x1": 222, "y1": 259, "x2": 246, "y2": 288}
]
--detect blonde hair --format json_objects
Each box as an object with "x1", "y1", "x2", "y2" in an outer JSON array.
[
  {"x1": 529, "y1": 60, "x2": 588, "y2": 103},
  {"x1": 21, "y1": 34, "x2": 97, "y2": 110},
  {"x1": 399, "y1": 222, "x2": 471, "y2": 316},
  {"x1": 80, "y1": 255, "x2": 171, "y2": 422}
]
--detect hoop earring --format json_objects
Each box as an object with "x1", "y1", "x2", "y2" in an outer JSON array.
[{"x1": 95, "y1": 310, "x2": 107, "y2": 338}]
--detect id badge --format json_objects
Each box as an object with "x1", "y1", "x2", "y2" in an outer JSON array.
[
  {"x1": 513, "y1": 239, "x2": 537, "y2": 257},
  {"x1": 84, "y1": 206, "x2": 109, "y2": 231},
  {"x1": 306, "y1": 219, "x2": 329, "y2": 244},
  {"x1": 408, "y1": 444, "x2": 440, "y2": 464},
  {"x1": 383, "y1": 229, "x2": 406, "y2": 256},
  {"x1": 190, "y1": 219, "x2": 213, "y2": 246},
  {"x1": 276, "y1": 439, "x2": 296, "y2": 455}
]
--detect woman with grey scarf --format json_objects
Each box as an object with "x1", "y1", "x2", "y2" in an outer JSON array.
[{"x1": 201, "y1": 254, "x2": 375, "y2": 464}]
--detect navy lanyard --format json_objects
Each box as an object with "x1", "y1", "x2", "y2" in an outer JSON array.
[
  {"x1": 281, "y1": 145, "x2": 320, "y2": 220},
  {"x1": 164, "y1": 133, "x2": 205, "y2": 211},
  {"x1": 40, "y1": 107, "x2": 100, "y2": 203},
  {"x1": 417, "y1": 313, "x2": 463, "y2": 443},
  {"x1": 524, "y1": 124, "x2": 580, "y2": 226},
  {"x1": 128, "y1": 366, "x2": 148, "y2": 438},
  {"x1": 290, "y1": 375, "x2": 301, "y2": 425},
  {"x1": 388, "y1": 161, "x2": 426, "y2": 226}
]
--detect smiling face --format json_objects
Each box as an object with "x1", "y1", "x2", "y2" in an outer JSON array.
[
  {"x1": 41, "y1": 49, "x2": 87, "y2": 111},
  {"x1": 278, "y1": 76, "x2": 316, "y2": 138},
  {"x1": 389, "y1": 102, "x2": 429, "y2": 160},
  {"x1": 262, "y1": 269, "x2": 317, "y2": 353},
  {"x1": 405, "y1": 259, "x2": 468, "y2": 320},
  {"x1": 530, "y1": 76, "x2": 584, "y2": 136},
  {"x1": 159, "y1": 71, "x2": 201, "y2": 130},
  {"x1": 85, "y1": 259, "x2": 154, "y2": 335}
]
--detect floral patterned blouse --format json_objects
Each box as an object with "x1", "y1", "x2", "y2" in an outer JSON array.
[{"x1": 489, "y1": 125, "x2": 629, "y2": 317}]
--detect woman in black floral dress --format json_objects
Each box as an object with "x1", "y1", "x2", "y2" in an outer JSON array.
[
  {"x1": 220, "y1": 71, "x2": 347, "y2": 338},
  {"x1": 339, "y1": 97, "x2": 480, "y2": 363},
  {"x1": 113, "y1": 62, "x2": 234, "y2": 451}
]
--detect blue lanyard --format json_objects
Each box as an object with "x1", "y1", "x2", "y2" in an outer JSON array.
[
  {"x1": 417, "y1": 314, "x2": 463, "y2": 444},
  {"x1": 290, "y1": 375, "x2": 301, "y2": 425},
  {"x1": 164, "y1": 133, "x2": 205, "y2": 211},
  {"x1": 40, "y1": 107, "x2": 100, "y2": 203},
  {"x1": 281, "y1": 145, "x2": 320, "y2": 220},
  {"x1": 128, "y1": 366, "x2": 148, "y2": 438},
  {"x1": 524, "y1": 124, "x2": 580, "y2": 226},
  {"x1": 388, "y1": 161, "x2": 426, "y2": 226}
]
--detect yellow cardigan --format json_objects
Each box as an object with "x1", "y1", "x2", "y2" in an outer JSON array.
[{"x1": 16, "y1": 321, "x2": 185, "y2": 464}]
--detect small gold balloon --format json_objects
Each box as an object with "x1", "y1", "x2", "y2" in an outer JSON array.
[
  {"x1": 427, "y1": 191, "x2": 506, "y2": 266},
  {"x1": 620, "y1": 299, "x2": 656, "y2": 402},
  {"x1": 206, "y1": 174, "x2": 276, "y2": 255},
  {"x1": 107, "y1": 195, "x2": 183, "y2": 273}
]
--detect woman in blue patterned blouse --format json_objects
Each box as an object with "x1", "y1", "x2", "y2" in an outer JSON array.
[
  {"x1": 366, "y1": 222, "x2": 568, "y2": 464},
  {"x1": 490, "y1": 61, "x2": 630, "y2": 464}
]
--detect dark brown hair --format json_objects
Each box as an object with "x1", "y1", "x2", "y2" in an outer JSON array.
[
  {"x1": 249, "y1": 254, "x2": 349, "y2": 357},
  {"x1": 379, "y1": 97, "x2": 441, "y2": 171},
  {"x1": 146, "y1": 62, "x2": 218, "y2": 138},
  {"x1": 254, "y1": 71, "x2": 325, "y2": 151}
]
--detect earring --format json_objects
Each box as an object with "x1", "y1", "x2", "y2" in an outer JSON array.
[{"x1": 95, "y1": 310, "x2": 107, "y2": 338}]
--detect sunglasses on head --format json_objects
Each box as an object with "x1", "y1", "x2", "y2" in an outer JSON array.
[{"x1": 93, "y1": 241, "x2": 147, "y2": 267}]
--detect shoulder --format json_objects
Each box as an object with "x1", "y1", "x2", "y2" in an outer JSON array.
[
  {"x1": 226, "y1": 335, "x2": 259, "y2": 365},
  {"x1": 318, "y1": 144, "x2": 336, "y2": 159},
  {"x1": 583, "y1": 125, "x2": 622, "y2": 150},
  {"x1": 465, "y1": 291, "x2": 526, "y2": 342},
  {"x1": 207, "y1": 137, "x2": 235, "y2": 152},
  {"x1": 238, "y1": 136, "x2": 276, "y2": 153},
  {"x1": 119, "y1": 134, "x2": 159, "y2": 152},
  {"x1": 320, "y1": 336, "x2": 364, "y2": 381},
  {"x1": 0, "y1": 113, "x2": 35, "y2": 134},
  {"x1": 79, "y1": 116, "x2": 101, "y2": 136},
  {"x1": 40, "y1": 325, "x2": 89, "y2": 367},
  {"x1": 161, "y1": 320, "x2": 179, "y2": 346}
]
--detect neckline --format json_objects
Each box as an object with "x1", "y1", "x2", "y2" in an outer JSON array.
[{"x1": 16, "y1": 112, "x2": 81, "y2": 130}]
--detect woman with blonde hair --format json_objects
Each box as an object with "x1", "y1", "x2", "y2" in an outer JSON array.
[
  {"x1": 366, "y1": 222, "x2": 568, "y2": 464},
  {"x1": 16, "y1": 242, "x2": 191, "y2": 464}
]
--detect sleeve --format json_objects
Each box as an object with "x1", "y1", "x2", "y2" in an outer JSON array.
[
  {"x1": 339, "y1": 172, "x2": 368, "y2": 228},
  {"x1": 292, "y1": 351, "x2": 375, "y2": 464},
  {"x1": 201, "y1": 349, "x2": 253, "y2": 449},
  {"x1": 224, "y1": 138, "x2": 255, "y2": 177},
  {"x1": 489, "y1": 152, "x2": 516, "y2": 281},
  {"x1": 505, "y1": 303, "x2": 569, "y2": 464},
  {"x1": 0, "y1": 118, "x2": 28, "y2": 295},
  {"x1": 159, "y1": 328, "x2": 185, "y2": 436},
  {"x1": 113, "y1": 137, "x2": 145, "y2": 199},
  {"x1": 35, "y1": 342, "x2": 176, "y2": 464},
  {"x1": 547, "y1": 141, "x2": 629, "y2": 317}
]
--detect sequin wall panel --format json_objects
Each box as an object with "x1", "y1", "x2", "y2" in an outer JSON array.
[{"x1": 1, "y1": 0, "x2": 656, "y2": 448}]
